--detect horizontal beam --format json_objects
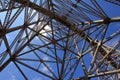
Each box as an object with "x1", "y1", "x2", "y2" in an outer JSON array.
[
  {"x1": 74, "y1": 69, "x2": 120, "y2": 79},
  {"x1": 89, "y1": 69, "x2": 120, "y2": 78},
  {"x1": 0, "y1": 21, "x2": 38, "y2": 37},
  {"x1": 82, "y1": 17, "x2": 120, "y2": 25}
]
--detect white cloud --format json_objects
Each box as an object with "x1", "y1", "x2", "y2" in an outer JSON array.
[
  {"x1": 7, "y1": 71, "x2": 16, "y2": 80},
  {"x1": 39, "y1": 55, "x2": 53, "y2": 76},
  {"x1": 43, "y1": 55, "x2": 49, "y2": 60},
  {"x1": 41, "y1": 66, "x2": 48, "y2": 72},
  {"x1": 10, "y1": 75, "x2": 16, "y2": 80},
  {"x1": 8, "y1": 71, "x2": 16, "y2": 80},
  {"x1": 6, "y1": 35, "x2": 10, "y2": 40},
  {"x1": 40, "y1": 64, "x2": 52, "y2": 76},
  {"x1": 39, "y1": 25, "x2": 51, "y2": 37},
  {"x1": 32, "y1": 77, "x2": 42, "y2": 80}
]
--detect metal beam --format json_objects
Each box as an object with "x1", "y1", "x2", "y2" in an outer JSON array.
[
  {"x1": 14, "y1": 0, "x2": 120, "y2": 68},
  {"x1": 105, "y1": 0, "x2": 120, "y2": 6},
  {"x1": 74, "y1": 69, "x2": 120, "y2": 79},
  {"x1": 0, "y1": 21, "x2": 38, "y2": 37},
  {"x1": 0, "y1": 0, "x2": 120, "y2": 72},
  {"x1": 82, "y1": 17, "x2": 120, "y2": 25}
]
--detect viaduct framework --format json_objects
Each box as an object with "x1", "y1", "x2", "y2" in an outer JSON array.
[{"x1": 0, "y1": 0, "x2": 120, "y2": 80}]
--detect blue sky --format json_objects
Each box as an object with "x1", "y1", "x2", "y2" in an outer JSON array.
[{"x1": 0, "y1": 0, "x2": 120, "y2": 80}]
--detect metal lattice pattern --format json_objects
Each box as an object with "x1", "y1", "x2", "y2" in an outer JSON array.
[{"x1": 0, "y1": 0, "x2": 120, "y2": 80}]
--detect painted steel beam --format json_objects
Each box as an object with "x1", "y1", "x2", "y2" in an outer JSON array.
[
  {"x1": 81, "y1": 17, "x2": 120, "y2": 25},
  {"x1": 0, "y1": 21, "x2": 38, "y2": 37},
  {"x1": 0, "y1": 0, "x2": 120, "y2": 72},
  {"x1": 74, "y1": 69, "x2": 120, "y2": 79},
  {"x1": 14, "y1": 0, "x2": 120, "y2": 64}
]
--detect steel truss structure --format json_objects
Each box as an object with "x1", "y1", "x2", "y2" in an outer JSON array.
[{"x1": 0, "y1": 0, "x2": 120, "y2": 80}]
